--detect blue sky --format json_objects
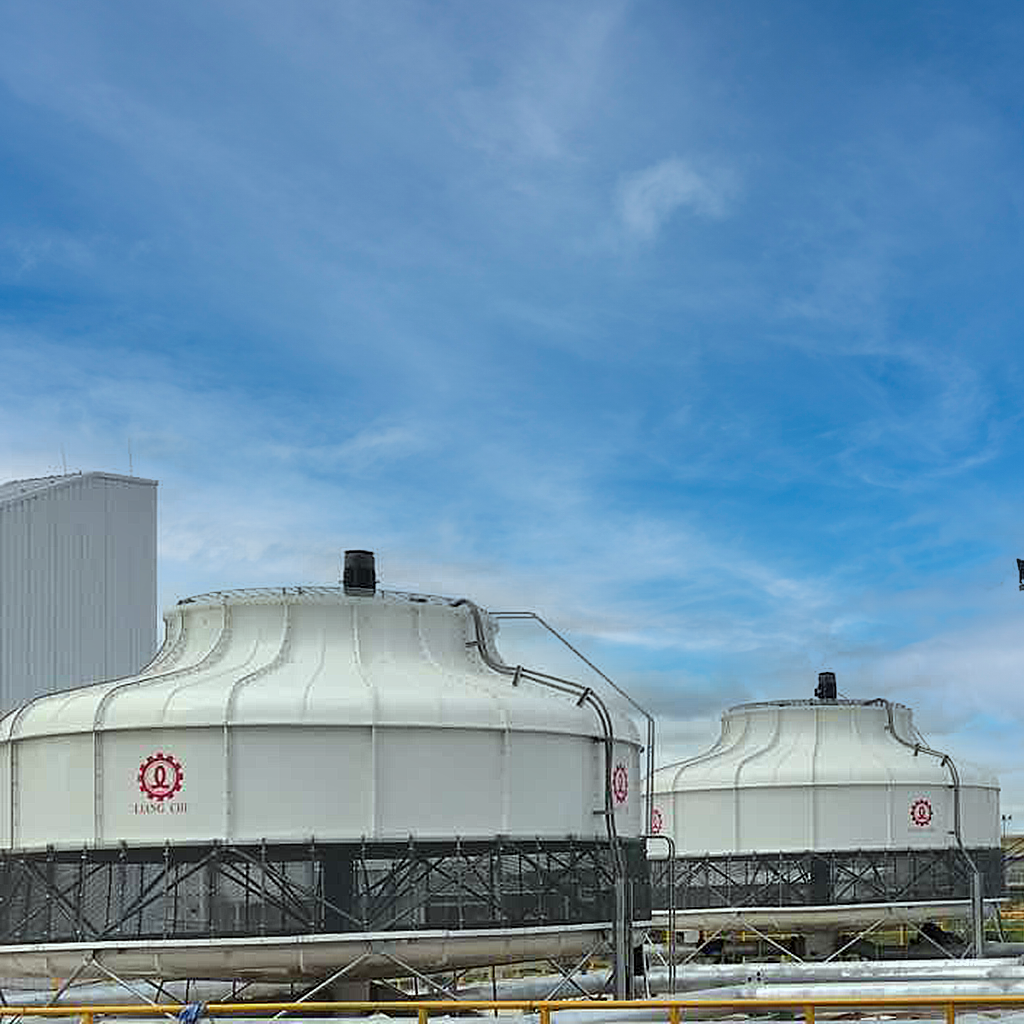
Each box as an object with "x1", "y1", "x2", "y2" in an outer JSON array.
[{"x1": 2, "y1": 2, "x2": 1024, "y2": 811}]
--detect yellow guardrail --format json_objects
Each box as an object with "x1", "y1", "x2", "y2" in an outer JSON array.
[{"x1": 2, "y1": 997, "x2": 1024, "y2": 1024}]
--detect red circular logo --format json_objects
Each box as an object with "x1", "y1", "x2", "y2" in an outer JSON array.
[
  {"x1": 910, "y1": 797, "x2": 933, "y2": 827},
  {"x1": 612, "y1": 762, "x2": 629, "y2": 804},
  {"x1": 651, "y1": 807, "x2": 664, "y2": 833},
  {"x1": 138, "y1": 752, "x2": 184, "y2": 802}
]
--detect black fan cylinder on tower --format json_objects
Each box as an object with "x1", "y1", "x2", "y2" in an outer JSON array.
[
  {"x1": 343, "y1": 550, "x2": 376, "y2": 596},
  {"x1": 815, "y1": 671, "x2": 837, "y2": 700}
]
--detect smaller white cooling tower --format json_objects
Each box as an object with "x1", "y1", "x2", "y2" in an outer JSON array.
[
  {"x1": 648, "y1": 674, "x2": 1003, "y2": 945},
  {"x1": 652, "y1": 697, "x2": 999, "y2": 855}
]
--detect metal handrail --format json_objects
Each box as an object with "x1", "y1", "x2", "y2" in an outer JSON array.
[{"x1": 10, "y1": 994, "x2": 1024, "y2": 1024}]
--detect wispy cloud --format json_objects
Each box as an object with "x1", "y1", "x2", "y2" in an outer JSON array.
[
  {"x1": 618, "y1": 158, "x2": 733, "y2": 240},
  {"x1": 268, "y1": 426, "x2": 430, "y2": 473},
  {"x1": 454, "y1": 3, "x2": 628, "y2": 163},
  {"x1": 828, "y1": 347, "x2": 1004, "y2": 489}
]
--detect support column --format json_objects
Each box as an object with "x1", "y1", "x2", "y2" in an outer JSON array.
[{"x1": 322, "y1": 848, "x2": 355, "y2": 933}]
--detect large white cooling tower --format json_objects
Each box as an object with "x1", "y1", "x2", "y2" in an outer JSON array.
[
  {"x1": 1, "y1": 587, "x2": 641, "y2": 846},
  {"x1": 0, "y1": 558, "x2": 648, "y2": 982}
]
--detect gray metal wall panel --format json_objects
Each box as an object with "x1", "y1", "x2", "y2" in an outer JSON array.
[{"x1": 0, "y1": 473, "x2": 157, "y2": 710}]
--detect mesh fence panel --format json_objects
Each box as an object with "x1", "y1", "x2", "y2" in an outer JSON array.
[
  {"x1": 0, "y1": 838, "x2": 646, "y2": 943},
  {"x1": 651, "y1": 847, "x2": 1005, "y2": 910}
]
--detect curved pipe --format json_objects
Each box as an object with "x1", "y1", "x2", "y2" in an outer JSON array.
[
  {"x1": 448, "y1": 599, "x2": 624, "y2": 874},
  {"x1": 867, "y1": 699, "x2": 970, "y2": 856},
  {"x1": 868, "y1": 697, "x2": 985, "y2": 955},
  {"x1": 490, "y1": 611, "x2": 656, "y2": 847}
]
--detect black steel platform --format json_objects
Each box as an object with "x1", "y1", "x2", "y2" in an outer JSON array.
[{"x1": 0, "y1": 837, "x2": 650, "y2": 944}]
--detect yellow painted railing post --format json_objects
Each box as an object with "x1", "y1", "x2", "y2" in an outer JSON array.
[
  {"x1": 81, "y1": 1013, "x2": 94, "y2": 1024},
  {"x1": 946, "y1": 1004, "x2": 956, "y2": 1024},
  {"x1": 418, "y1": 1008, "x2": 429, "y2": 1024},
  {"x1": 804, "y1": 1004, "x2": 815, "y2": 1024},
  {"x1": 669, "y1": 1005, "x2": 681, "y2": 1024},
  {"x1": 540, "y1": 1006, "x2": 551, "y2": 1024}
]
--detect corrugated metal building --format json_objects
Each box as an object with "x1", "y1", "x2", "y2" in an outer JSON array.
[{"x1": 0, "y1": 472, "x2": 157, "y2": 710}]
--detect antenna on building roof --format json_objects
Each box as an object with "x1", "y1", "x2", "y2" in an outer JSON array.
[
  {"x1": 1017, "y1": 558, "x2": 1023, "y2": 591},
  {"x1": 128, "y1": 438, "x2": 134, "y2": 476}
]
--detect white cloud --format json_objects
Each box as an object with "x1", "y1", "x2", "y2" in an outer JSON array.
[
  {"x1": 618, "y1": 158, "x2": 732, "y2": 240},
  {"x1": 267, "y1": 426, "x2": 429, "y2": 473}
]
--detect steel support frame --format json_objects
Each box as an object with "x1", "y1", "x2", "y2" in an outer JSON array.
[
  {"x1": 0, "y1": 837, "x2": 650, "y2": 945},
  {"x1": 648, "y1": 902, "x2": 1000, "y2": 964},
  {"x1": 651, "y1": 847, "x2": 1004, "y2": 911}
]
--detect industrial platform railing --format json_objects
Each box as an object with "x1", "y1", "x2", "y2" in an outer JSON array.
[{"x1": 5, "y1": 996, "x2": 1024, "y2": 1024}]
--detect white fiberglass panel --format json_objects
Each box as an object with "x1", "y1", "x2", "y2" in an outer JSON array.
[
  {"x1": 610, "y1": 741, "x2": 642, "y2": 835},
  {"x1": 229, "y1": 726, "x2": 372, "y2": 840},
  {"x1": 144, "y1": 604, "x2": 287, "y2": 726},
  {"x1": 656, "y1": 702, "x2": 995, "y2": 790},
  {"x1": 506, "y1": 732, "x2": 590, "y2": 835},
  {"x1": 813, "y1": 784, "x2": 891, "y2": 848},
  {"x1": 737, "y1": 785, "x2": 810, "y2": 852},
  {"x1": 376, "y1": 727, "x2": 504, "y2": 837},
  {"x1": 14, "y1": 734, "x2": 93, "y2": 847},
  {"x1": 674, "y1": 790, "x2": 735, "y2": 854},
  {"x1": 893, "y1": 784, "x2": 952, "y2": 845},
  {"x1": 149, "y1": 604, "x2": 227, "y2": 675},
  {"x1": 961, "y1": 785, "x2": 1000, "y2": 846},
  {"x1": 418, "y1": 603, "x2": 475, "y2": 671},
  {"x1": 98, "y1": 728, "x2": 220, "y2": 845}
]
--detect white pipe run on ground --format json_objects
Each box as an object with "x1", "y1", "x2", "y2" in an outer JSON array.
[
  {"x1": 9, "y1": 958, "x2": 1024, "y2": 1014},
  {"x1": 648, "y1": 958, "x2": 1024, "y2": 990},
  {"x1": 456, "y1": 959, "x2": 1024, "y2": 1001}
]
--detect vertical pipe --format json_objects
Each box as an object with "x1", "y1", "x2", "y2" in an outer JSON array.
[
  {"x1": 875, "y1": 699, "x2": 985, "y2": 957},
  {"x1": 614, "y1": 877, "x2": 630, "y2": 999},
  {"x1": 645, "y1": 834, "x2": 676, "y2": 994},
  {"x1": 971, "y1": 870, "x2": 986, "y2": 956}
]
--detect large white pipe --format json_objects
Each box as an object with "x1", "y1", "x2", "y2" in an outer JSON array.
[
  {"x1": 676, "y1": 980, "x2": 1024, "y2": 999},
  {"x1": 455, "y1": 959, "x2": 1024, "y2": 1001},
  {"x1": 0, "y1": 980, "x2": 298, "y2": 1007},
  {"x1": 13, "y1": 958, "x2": 1024, "y2": 1012},
  {"x1": 651, "y1": 959, "x2": 1024, "y2": 990}
]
